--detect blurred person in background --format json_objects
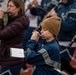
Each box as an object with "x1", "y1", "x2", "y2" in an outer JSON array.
[
  {"x1": 0, "y1": 0, "x2": 9, "y2": 25},
  {"x1": 21, "y1": 0, "x2": 42, "y2": 73},
  {"x1": 28, "y1": 0, "x2": 60, "y2": 25},
  {"x1": 0, "y1": 0, "x2": 29, "y2": 75},
  {"x1": 46, "y1": 0, "x2": 76, "y2": 74},
  {"x1": 0, "y1": 0, "x2": 9, "y2": 12}
]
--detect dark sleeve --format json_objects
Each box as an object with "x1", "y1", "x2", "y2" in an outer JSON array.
[
  {"x1": 0, "y1": 19, "x2": 4, "y2": 29},
  {"x1": 30, "y1": 6, "x2": 47, "y2": 17},
  {"x1": 25, "y1": 40, "x2": 60, "y2": 67},
  {"x1": 30, "y1": 0, "x2": 59, "y2": 16},
  {"x1": 25, "y1": 40, "x2": 45, "y2": 65},
  {"x1": 61, "y1": 13, "x2": 76, "y2": 31},
  {"x1": 0, "y1": 16, "x2": 29, "y2": 40}
]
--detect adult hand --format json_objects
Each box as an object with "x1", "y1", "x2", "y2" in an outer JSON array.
[
  {"x1": 32, "y1": 0, "x2": 38, "y2": 6},
  {"x1": 44, "y1": 8, "x2": 57, "y2": 19}
]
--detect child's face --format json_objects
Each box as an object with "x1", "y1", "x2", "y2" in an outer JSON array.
[{"x1": 41, "y1": 27, "x2": 53, "y2": 42}]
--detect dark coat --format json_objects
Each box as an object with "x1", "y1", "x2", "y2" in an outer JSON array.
[
  {"x1": 25, "y1": 39, "x2": 60, "y2": 75},
  {"x1": 57, "y1": 0, "x2": 76, "y2": 41},
  {"x1": 0, "y1": 14, "x2": 29, "y2": 65}
]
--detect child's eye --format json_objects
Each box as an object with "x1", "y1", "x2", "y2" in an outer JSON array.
[{"x1": 43, "y1": 28, "x2": 47, "y2": 31}]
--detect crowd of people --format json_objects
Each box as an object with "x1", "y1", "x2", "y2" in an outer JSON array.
[{"x1": 0, "y1": 0, "x2": 76, "y2": 75}]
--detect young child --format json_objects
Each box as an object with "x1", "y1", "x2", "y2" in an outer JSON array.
[{"x1": 25, "y1": 16, "x2": 61, "y2": 75}]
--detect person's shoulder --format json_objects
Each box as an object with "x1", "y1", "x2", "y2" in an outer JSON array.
[
  {"x1": 71, "y1": 3, "x2": 76, "y2": 8},
  {"x1": 11, "y1": 15, "x2": 29, "y2": 28},
  {"x1": 19, "y1": 14, "x2": 29, "y2": 19},
  {"x1": 43, "y1": 40, "x2": 56, "y2": 49},
  {"x1": 17, "y1": 14, "x2": 30, "y2": 23},
  {"x1": 18, "y1": 15, "x2": 30, "y2": 27}
]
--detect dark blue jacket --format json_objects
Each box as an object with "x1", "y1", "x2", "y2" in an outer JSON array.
[
  {"x1": 25, "y1": 39, "x2": 61, "y2": 75},
  {"x1": 57, "y1": 0, "x2": 76, "y2": 41},
  {"x1": 57, "y1": 0, "x2": 76, "y2": 63}
]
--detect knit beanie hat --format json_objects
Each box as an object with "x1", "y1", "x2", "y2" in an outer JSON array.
[{"x1": 41, "y1": 16, "x2": 61, "y2": 37}]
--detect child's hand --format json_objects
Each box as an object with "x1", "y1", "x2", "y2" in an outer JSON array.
[{"x1": 31, "y1": 31, "x2": 40, "y2": 42}]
